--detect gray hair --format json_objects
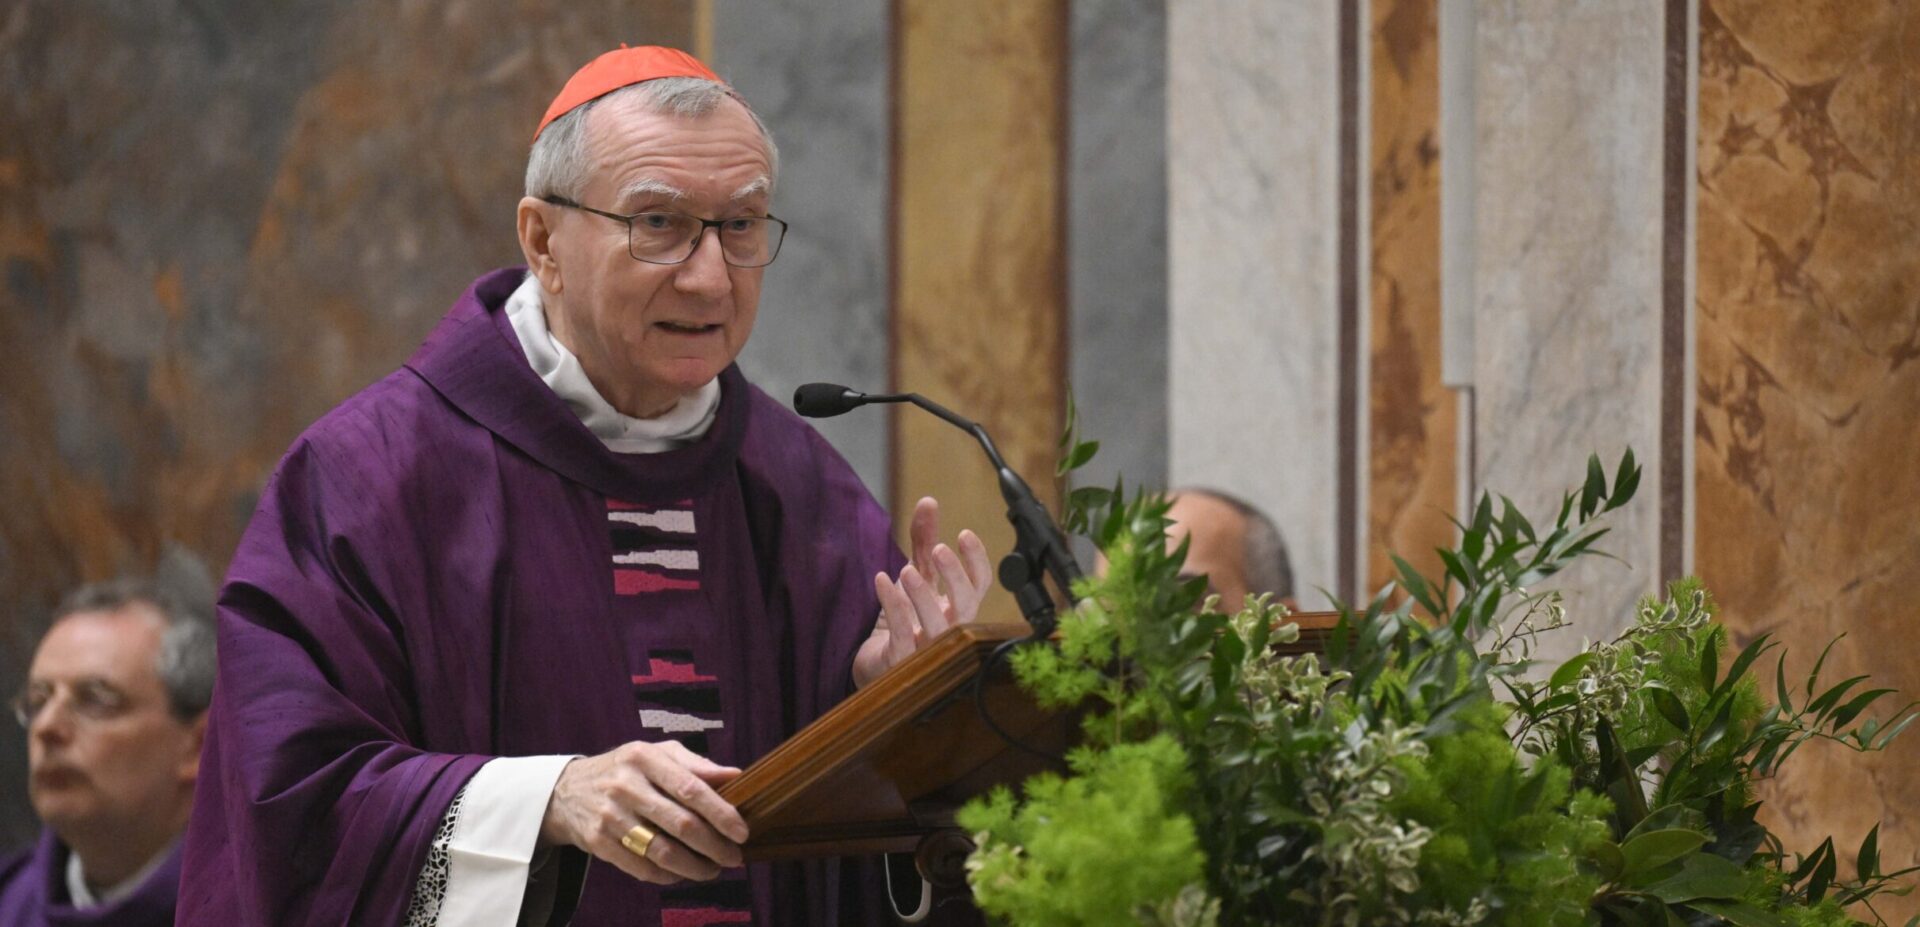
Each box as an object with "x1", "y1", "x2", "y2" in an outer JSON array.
[
  {"x1": 525, "y1": 76, "x2": 781, "y2": 201},
  {"x1": 51, "y1": 578, "x2": 216, "y2": 720},
  {"x1": 1178, "y1": 488, "x2": 1295, "y2": 600}
]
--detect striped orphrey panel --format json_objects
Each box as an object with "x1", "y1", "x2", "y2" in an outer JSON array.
[
  {"x1": 609, "y1": 499, "x2": 702, "y2": 593},
  {"x1": 659, "y1": 881, "x2": 754, "y2": 926},
  {"x1": 606, "y1": 498, "x2": 753, "y2": 925}
]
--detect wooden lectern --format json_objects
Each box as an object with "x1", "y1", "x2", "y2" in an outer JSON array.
[{"x1": 717, "y1": 611, "x2": 1341, "y2": 879}]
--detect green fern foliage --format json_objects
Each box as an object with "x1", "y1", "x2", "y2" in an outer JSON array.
[{"x1": 960, "y1": 440, "x2": 1918, "y2": 927}]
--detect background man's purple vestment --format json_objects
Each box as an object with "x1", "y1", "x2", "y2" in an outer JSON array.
[
  {"x1": 179, "y1": 268, "x2": 905, "y2": 925},
  {"x1": 0, "y1": 831, "x2": 181, "y2": 927}
]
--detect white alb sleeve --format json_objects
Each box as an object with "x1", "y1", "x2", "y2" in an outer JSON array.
[{"x1": 404, "y1": 754, "x2": 577, "y2": 927}]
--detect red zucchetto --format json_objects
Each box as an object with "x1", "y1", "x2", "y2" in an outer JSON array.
[{"x1": 534, "y1": 45, "x2": 722, "y2": 141}]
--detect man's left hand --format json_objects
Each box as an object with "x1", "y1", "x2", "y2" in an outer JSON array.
[{"x1": 853, "y1": 497, "x2": 991, "y2": 688}]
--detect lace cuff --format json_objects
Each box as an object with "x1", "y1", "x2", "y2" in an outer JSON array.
[
  {"x1": 403, "y1": 787, "x2": 464, "y2": 926},
  {"x1": 400, "y1": 755, "x2": 578, "y2": 927}
]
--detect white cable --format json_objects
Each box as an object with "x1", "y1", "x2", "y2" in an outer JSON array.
[{"x1": 883, "y1": 854, "x2": 933, "y2": 924}]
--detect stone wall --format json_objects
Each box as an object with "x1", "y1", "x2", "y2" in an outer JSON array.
[
  {"x1": 0, "y1": 0, "x2": 694, "y2": 852},
  {"x1": 1696, "y1": 0, "x2": 1920, "y2": 913}
]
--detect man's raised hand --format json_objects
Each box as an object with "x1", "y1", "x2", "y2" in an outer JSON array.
[{"x1": 853, "y1": 496, "x2": 992, "y2": 688}]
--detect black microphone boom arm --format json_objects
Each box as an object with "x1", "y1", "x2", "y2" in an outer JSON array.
[{"x1": 793, "y1": 383, "x2": 1083, "y2": 637}]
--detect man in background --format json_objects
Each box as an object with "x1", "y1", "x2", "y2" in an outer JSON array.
[
  {"x1": 1166, "y1": 488, "x2": 1297, "y2": 612},
  {"x1": 0, "y1": 579, "x2": 216, "y2": 926}
]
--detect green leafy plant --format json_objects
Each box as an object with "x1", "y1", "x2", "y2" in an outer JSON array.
[{"x1": 959, "y1": 440, "x2": 1919, "y2": 927}]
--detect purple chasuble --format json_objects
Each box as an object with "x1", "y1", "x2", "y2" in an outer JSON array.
[
  {"x1": 0, "y1": 831, "x2": 181, "y2": 927},
  {"x1": 179, "y1": 268, "x2": 906, "y2": 926}
]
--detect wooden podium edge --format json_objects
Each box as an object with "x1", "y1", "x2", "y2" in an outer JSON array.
[
  {"x1": 719, "y1": 611, "x2": 1343, "y2": 857},
  {"x1": 718, "y1": 622, "x2": 1034, "y2": 821}
]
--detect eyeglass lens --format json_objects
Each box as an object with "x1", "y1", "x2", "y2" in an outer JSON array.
[
  {"x1": 12, "y1": 679, "x2": 132, "y2": 728},
  {"x1": 629, "y1": 213, "x2": 782, "y2": 267}
]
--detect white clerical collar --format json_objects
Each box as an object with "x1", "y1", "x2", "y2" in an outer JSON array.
[
  {"x1": 504, "y1": 274, "x2": 720, "y2": 454},
  {"x1": 65, "y1": 841, "x2": 174, "y2": 909}
]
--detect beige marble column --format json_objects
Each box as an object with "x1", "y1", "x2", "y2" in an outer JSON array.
[
  {"x1": 1466, "y1": 1, "x2": 1670, "y2": 655},
  {"x1": 1167, "y1": 1, "x2": 1343, "y2": 607}
]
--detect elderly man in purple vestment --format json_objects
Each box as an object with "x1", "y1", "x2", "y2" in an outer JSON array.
[
  {"x1": 178, "y1": 45, "x2": 993, "y2": 927},
  {"x1": 0, "y1": 579, "x2": 216, "y2": 927}
]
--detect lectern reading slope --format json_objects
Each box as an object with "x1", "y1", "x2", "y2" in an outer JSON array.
[{"x1": 718, "y1": 612, "x2": 1340, "y2": 861}]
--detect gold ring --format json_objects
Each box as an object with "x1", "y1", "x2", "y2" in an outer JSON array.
[{"x1": 621, "y1": 822, "x2": 657, "y2": 858}]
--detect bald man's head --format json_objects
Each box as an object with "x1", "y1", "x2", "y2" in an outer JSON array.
[{"x1": 1165, "y1": 489, "x2": 1294, "y2": 610}]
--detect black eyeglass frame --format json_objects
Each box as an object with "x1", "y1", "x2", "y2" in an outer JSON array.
[{"x1": 540, "y1": 195, "x2": 788, "y2": 268}]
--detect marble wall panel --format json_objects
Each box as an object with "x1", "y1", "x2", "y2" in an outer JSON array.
[
  {"x1": 1470, "y1": 0, "x2": 1666, "y2": 659},
  {"x1": 1167, "y1": 0, "x2": 1341, "y2": 608},
  {"x1": 1068, "y1": 0, "x2": 1168, "y2": 495},
  {"x1": 894, "y1": 1, "x2": 1068, "y2": 623},
  {"x1": 1696, "y1": 0, "x2": 1920, "y2": 907},
  {"x1": 0, "y1": 0, "x2": 693, "y2": 852},
  {"x1": 715, "y1": 2, "x2": 892, "y2": 495},
  {"x1": 1368, "y1": 0, "x2": 1457, "y2": 596}
]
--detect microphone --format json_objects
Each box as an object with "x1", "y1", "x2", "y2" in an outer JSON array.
[
  {"x1": 791, "y1": 382, "x2": 1083, "y2": 636},
  {"x1": 792, "y1": 383, "x2": 869, "y2": 419}
]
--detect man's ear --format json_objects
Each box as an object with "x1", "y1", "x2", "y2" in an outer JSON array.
[
  {"x1": 517, "y1": 196, "x2": 564, "y2": 295},
  {"x1": 177, "y1": 713, "x2": 208, "y2": 784}
]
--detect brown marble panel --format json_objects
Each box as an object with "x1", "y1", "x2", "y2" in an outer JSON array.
[
  {"x1": 1697, "y1": 1, "x2": 1920, "y2": 915},
  {"x1": 893, "y1": 1, "x2": 1067, "y2": 623},
  {"x1": 1366, "y1": 0, "x2": 1456, "y2": 598},
  {"x1": 0, "y1": 0, "x2": 693, "y2": 849}
]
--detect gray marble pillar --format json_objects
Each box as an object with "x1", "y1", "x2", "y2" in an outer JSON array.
[
  {"x1": 1467, "y1": 0, "x2": 1667, "y2": 654},
  {"x1": 1167, "y1": 1, "x2": 1343, "y2": 608},
  {"x1": 1069, "y1": 0, "x2": 1168, "y2": 494},
  {"x1": 713, "y1": 3, "x2": 892, "y2": 496}
]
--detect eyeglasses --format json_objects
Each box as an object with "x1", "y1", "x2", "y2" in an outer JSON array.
[
  {"x1": 10, "y1": 679, "x2": 133, "y2": 729},
  {"x1": 541, "y1": 196, "x2": 788, "y2": 268}
]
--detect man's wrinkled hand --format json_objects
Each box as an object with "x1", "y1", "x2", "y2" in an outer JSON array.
[
  {"x1": 854, "y1": 496, "x2": 992, "y2": 688},
  {"x1": 538, "y1": 740, "x2": 747, "y2": 884}
]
